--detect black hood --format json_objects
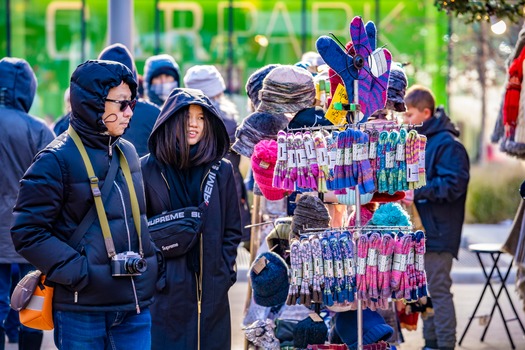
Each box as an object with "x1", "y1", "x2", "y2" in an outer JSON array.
[
  {"x1": 97, "y1": 43, "x2": 137, "y2": 81},
  {"x1": 0, "y1": 57, "x2": 37, "y2": 113},
  {"x1": 148, "y1": 88, "x2": 229, "y2": 161},
  {"x1": 417, "y1": 106, "x2": 460, "y2": 138},
  {"x1": 69, "y1": 60, "x2": 137, "y2": 148}
]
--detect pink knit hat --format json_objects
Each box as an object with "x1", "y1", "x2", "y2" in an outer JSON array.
[{"x1": 251, "y1": 140, "x2": 286, "y2": 201}]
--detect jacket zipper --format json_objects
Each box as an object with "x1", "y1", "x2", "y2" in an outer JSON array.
[
  {"x1": 115, "y1": 181, "x2": 141, "y2": 313},
  {"x1": 195, "y1": 233, "x2": 203, "y2": 350}
]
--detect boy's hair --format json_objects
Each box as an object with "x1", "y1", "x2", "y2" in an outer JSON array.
[{"x1": 404, "y1": 85, "x2": 436, "y2": 115}]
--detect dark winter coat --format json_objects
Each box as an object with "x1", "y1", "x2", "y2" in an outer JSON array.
[
  {"x1": 11, "y1": 60, "x2": 158, "y2": 312},
  {"x1": 141, "y1": 88, "x2": 242, "y2": 350},
  {"x1": 98, "y1": 43, "x2": 161, "y2": 156},
  {"x1": 414, "y1": 107, "x2": 470, "y2": 258},
  {"x1": 0, "y1": 57, "x2": 55, "y2": 264}
]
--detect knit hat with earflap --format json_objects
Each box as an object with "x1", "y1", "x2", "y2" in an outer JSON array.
[
  {"x1": 246, "y1": 64, "x2": 280, "y2": 109},
  {"x1": 291, "y1": 195, "x2": 331, "y2": 235},
  {"x1": 232, "y1": 111, "x2": 289, "y2": 157},
  {"x1": 335, "y1": 309, "x2": 394, "y2": 349},
  {"x1": 251, "y1": 139, "x2": 287, "y2": 201},
  {"x1": 183, "y1": 65, "x2": 226, "y2": 98},
  {"x1": 257, "y1": 65, "x2": 316, "y2": 114},
  {"x1": 249, "y1": 252, "x2": 290, "y2": 307}
]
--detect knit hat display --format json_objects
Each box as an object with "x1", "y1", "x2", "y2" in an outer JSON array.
[
  {"x1": 385, "y1": 62, "x2": 408, "y2": 112},
  {"x1": 257, "y1": 65, "x2": 316, "y2": 114},
  {"x1": 246, "y1": 64, "x2": 280, "y2": 109},
  {"x1": 335, "y1": 309, "x2": 394, "y2": 349},
  {"x1": 232, "y1": 111, "x2": 289, "y2": 157},
  {"x1": 293, "y1": 316, "x2": 328, "y2": 349},
  {"x1": 266, "y1": 222, "x2": 292, "y2": 264},
  {"x1": 291, "y1": 195, "x2": 331, "y2": 235},
  {"x1": 368, "y1": 202, "x2": 412, "y2": 227},
  {"x1": 250, "y1": 252, "x2": 290, "y2": 307},
  {"x1": 183, "y1": 65, "x2": 226, "y2": 98},
  {"x1": 251, "y1": 140, "x2": 287, "y2": 201}
]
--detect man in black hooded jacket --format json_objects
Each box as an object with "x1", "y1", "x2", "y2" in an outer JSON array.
[{"x1": 11, "y1": 60, "x2": 158, "y2": 349}]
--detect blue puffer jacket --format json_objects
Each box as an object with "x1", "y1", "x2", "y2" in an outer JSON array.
[
  {"x1": 0, "y1": 57, "x2": 55, "y2": 264},
  {"x1": 11, "y1": 60, "x2": 158, "y2": 312},
  {"x1": 414, "y1": 107, "x2": 470, "y2": 258}
]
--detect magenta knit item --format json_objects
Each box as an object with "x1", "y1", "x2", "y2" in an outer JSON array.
[
  {"x1": 303, "y1": 131, "x2": 319, "y2": 190},
  {"x1": 418, "y1": 134, "x2": 427, "y2": 188},
  {"x1": 283, "y1": 132, "x2": 297, "y2": 191},
  {"x1": 273, "y1": 130, "x2": 288, "y2": 189},
  {"x1": 390, "y1": 234, "x2": 411, "y2": 296},
  {"x1": 377, "y1": 233, "x2": 395, "y2": 301},
  {"x1": 356, "y1": 233, "x2": 369, "y2": 302},
  {"x1": 415, "y1": 230, "x2": 428, "y2": 299},
  {"x1": 313, "y1": 131, "x2": 329, "y2": 192},
  {"x1": 366, "y1": 232, "x2": 381, "y2": 310},
  {"x1": 359, "y1": 131, "x2": 376, "y2": 193},
  {"x1": 294, "y1": 132, "x2": 309, "y2": 189}
]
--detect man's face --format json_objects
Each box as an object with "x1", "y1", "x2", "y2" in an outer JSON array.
[
  {"x1": 102, "y1": 82, "x2": 133, "y2": 137},
  {"x1": 403, "y1": 106, "x2": 431, "y2": 125}
]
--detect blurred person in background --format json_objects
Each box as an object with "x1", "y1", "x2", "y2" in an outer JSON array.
[
  {"x1": 143, "y1": 54, "x2": 181, "y2": 107},
  {"x1": 0, "y1": 57, "x2": 55, "y2": 350}
]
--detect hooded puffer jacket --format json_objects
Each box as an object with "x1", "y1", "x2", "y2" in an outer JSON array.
[
  {"x1": 0, "y1": 57, "x2": 55, "y2": 264},
  {"x1": 11, "y1": 60, "x2": 158, "y2": 312},
  {"x1": 143, "y1": 54, "x2": 181, "y2": 107},
  {"x1": 141, "y1": 88, "x2": 242, "y2": 349},
  {"x1": 414, "y1": 107, "x2": 470, "y2": 258}
]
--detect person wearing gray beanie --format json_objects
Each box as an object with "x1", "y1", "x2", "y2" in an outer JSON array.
[
  {"x1": 183, "y1": 65, "x2": 226, "y2": 98},
  {"x1": 245, "y1": 64, "x2": 280, "y2": 111}
]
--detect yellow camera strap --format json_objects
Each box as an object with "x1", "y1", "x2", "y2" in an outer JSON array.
[{"x1": 68, "y1": 126, "x2": 142, "y2": 258}]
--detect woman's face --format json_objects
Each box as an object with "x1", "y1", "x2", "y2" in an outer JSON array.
[{"x1": 187, "y1": 104, "x2": 205, "y2": 145}]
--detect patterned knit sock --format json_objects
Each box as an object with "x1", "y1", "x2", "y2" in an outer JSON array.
[
  {"x1": 321, "y1": 235, "x2": 335, "y2": 306},
  {"x1": 313, "y1": 131, "x2": 329, "y2": 193},
  {"x1": 303, "y1": 131, "x2": 319, "y2": 190},
  {"x1": 283, "y1": 132, "x2": 298, "y2": 191},
  {"x1": 273, "y1": 130, "x2": 288, "y2": 189}
]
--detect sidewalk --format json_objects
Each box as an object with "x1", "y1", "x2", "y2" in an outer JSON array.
[{"x1": 6, "y1": 224, "x2": 524, "y2": 350}]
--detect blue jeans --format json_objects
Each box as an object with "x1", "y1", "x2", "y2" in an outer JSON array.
[{"x1": 53, "y1": 308, "x2": 151, "y2": 350}]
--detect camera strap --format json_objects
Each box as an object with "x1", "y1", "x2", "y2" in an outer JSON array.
[{"x1": 68, "y1": 126, "x2": 143, "y2": 258}]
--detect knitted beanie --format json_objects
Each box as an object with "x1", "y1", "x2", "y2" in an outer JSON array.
[
  {"x1": 232, "y1": 111, "x2": 289, "y2": 157},
  {"x1": 266, "y1": 222, "x2": 292, "y2": 263},
  {"x1": 251, "y1": 140, "x2": 286, "y2": 201},
  {"x1": 183, "y1": 65, "x2": 226, "y2": 98},
  {"x1": 246, "y1": 64, "x2": 281, "y2": 109},
  {"x1": 258, "y1": 65, "x2": 316, "y2": 114},
  {"x1": 385, "y1": 62, "x2": 408, "y2": 112},
  {"x1": 335, "y1": 309, "x2": 394, "y2": 349},
  {"x1": 249, "y1": 252, "x2": 290, "y2": 307},
  {"x1": 368, "y1": 202, "x2": 412, "y2": 227},
  {"x1": 291, "y1": 195, "x2": 331, "y2": 234},
  {"x1": 293, "y1": 316, "x2": 328, "y2": 349}
]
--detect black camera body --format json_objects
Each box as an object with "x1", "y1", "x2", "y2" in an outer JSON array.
[{"x1": 111, "y1": 251, "x2": 147, "y2": 277}]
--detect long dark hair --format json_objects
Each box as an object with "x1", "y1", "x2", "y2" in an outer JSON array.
[{"x1": 151, "y1": 105, "x2": 220, "y2": 168}]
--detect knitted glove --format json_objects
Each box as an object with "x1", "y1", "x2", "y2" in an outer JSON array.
[
  {"x1": 330, "y1": 235, "x2": 346, "y2": 303},
  {"x1": 283, "y1": 132, "x2": 298, "y2": 191},
  {"x1": 339, "y1": 231, "x2": 356, "y2": 303},
  {"x1": 299, "y1": 238, "x2": 313, "y2": 307},
  {"x1": 287, "y1": 239, "x2": 303, "y2": 305},
  {"x1": 313, "y1": 130, "x2": 329, "y2": 193},
  {"x1": 273, "y1": 130, "x2": 288, "y2": 189},
  {"x1": 295, "y1": 132, "x2": 309, "y2": 189},
  {"x1": 321, "y1": 235, "x2": 335, "y2": 306},
  {"x1": 309, "y1": 235, "x2": 324, "y2": 304},
  {"x1": 303, "y1": 131, "x2": 319, "y2": 190}
]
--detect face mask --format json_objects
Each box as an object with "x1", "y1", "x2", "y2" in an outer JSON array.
[{"x1": 151, "y1": 81, "x2": 178, "y2": 103}]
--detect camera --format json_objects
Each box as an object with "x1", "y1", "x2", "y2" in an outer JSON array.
[{"x1": 111, "y1": 251, "x2": 147, "y2": 277}]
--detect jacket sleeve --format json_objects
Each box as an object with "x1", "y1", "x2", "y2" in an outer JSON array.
[
  {"x1": 11, "y1": 151, "x2": 89, "y2": 291},
  {"x1": 414, "y1": 140, "x2": 470, "y2": 203},
  {"x1": 221, "y1": 161, "x2": 243, "y2": 285}
]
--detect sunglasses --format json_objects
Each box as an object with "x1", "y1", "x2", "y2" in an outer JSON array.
[{"x1": 105, "y1": 98, "x2": 137, "y2": 111}]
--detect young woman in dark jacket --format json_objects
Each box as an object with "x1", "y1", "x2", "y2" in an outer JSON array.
[
  {"x1": 141, "y1": 88, "x2": 242, "y2": 349},
  {"x1": 11, "y1": 60, "x2": 158, "y2": 349}
]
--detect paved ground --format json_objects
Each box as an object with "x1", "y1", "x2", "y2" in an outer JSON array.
[{"x1": 6, "y1": 224, "x2": 525, "y2": 350}]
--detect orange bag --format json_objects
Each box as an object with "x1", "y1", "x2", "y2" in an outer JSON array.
[{"x1": 18, "y1": 273, "x2": 54, "y2": 330}]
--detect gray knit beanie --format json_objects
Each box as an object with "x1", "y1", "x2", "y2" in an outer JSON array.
[
  {"x1": 246, "y1": 64, "x2": 280, "y2": 109},
  {"x1": 291, "y1": 195, "x2": 331, "y2": 235},
  {"x1": 232, "y1": 111, "x2": 289, "y2": 157},
  {"x1": 257, "y1": 65, "x2": 316, "y2": 114}
]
